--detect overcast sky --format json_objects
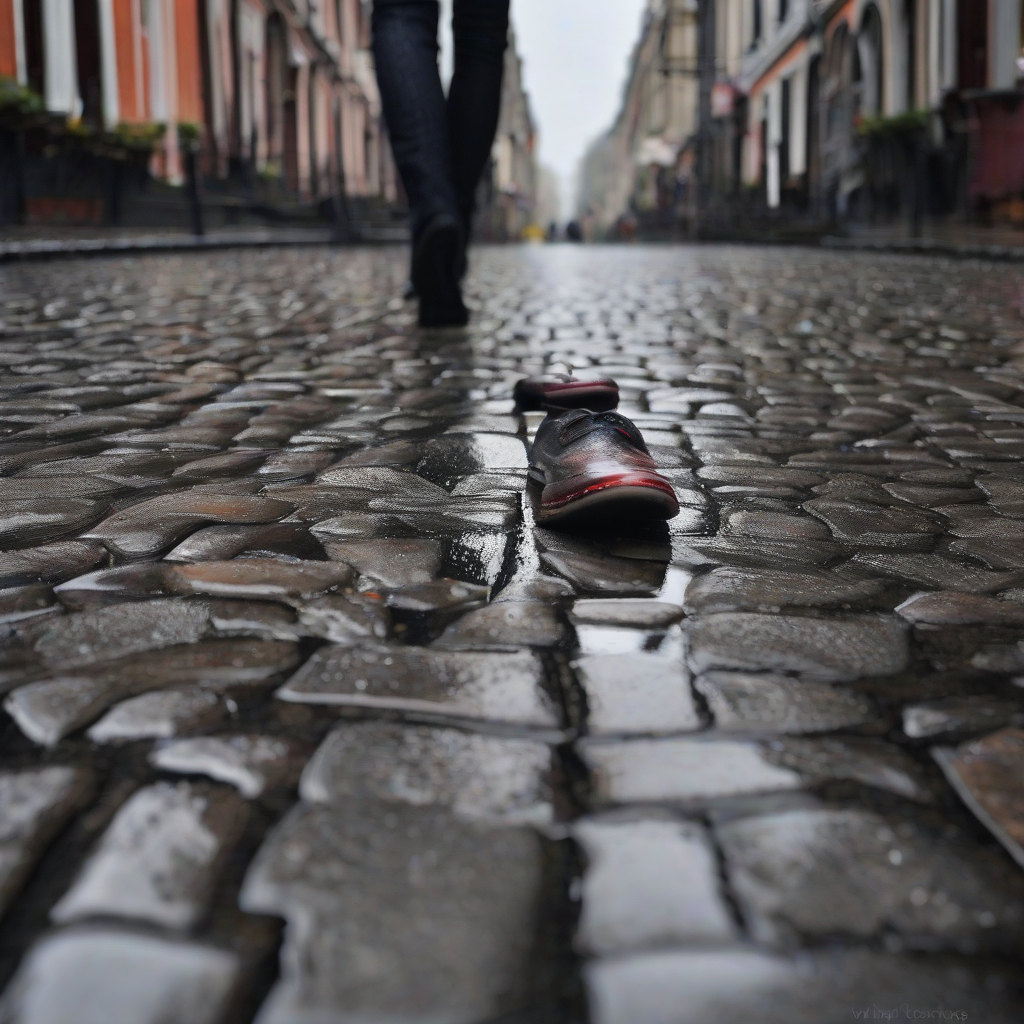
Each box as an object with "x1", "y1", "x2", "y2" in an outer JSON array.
[{"x1": 440, "y1": 0, "x2": 648, "y2": 215}]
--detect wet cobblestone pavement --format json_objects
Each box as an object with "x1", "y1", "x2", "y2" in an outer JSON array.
[{"x1": 0, "y1": 244, "x2": 1024, "y2": 1022}]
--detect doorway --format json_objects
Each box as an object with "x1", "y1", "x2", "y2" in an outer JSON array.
[
  {"x1": 284, "y1": 67, "x2": 299, "y2": 193},
  {"x1": 957, "y1": 0, "x2": 988, "y2": 89},
  {"x1": 73, "y1": 0, "x2": 103, "y2": 125}
]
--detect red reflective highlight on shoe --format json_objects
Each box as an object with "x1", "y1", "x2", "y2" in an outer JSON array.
[{"x1": 541, "y1": 472, "x2": 678, "y2": 510}]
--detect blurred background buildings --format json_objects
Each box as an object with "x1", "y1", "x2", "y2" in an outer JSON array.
[
  {"x1": 5, "y1": 0, "x2": 1023, "y2": 245},
  {"x1": 0, "y1": 0, "x2": 402, "y2": 231},
  {"x1": 577, "y1": 0, "x2": 1024, "y2": 242},
  {"x1": 0, "y1": 0, "x2": 541, "y2": 238},
  {"x1": 472, "y1": 22, "x2": 542, "y2": 242},
  {"x1": 577, "y1": 0, "x2": 700, "y2": 238}
]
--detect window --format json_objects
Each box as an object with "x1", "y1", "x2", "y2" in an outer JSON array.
[
  {"x1": 23, "y1": 0, "x2": 45, "y2": 97},
  {"x1": 858, "y1": 5, "x2": 884, "y2": 117},
  {"x1": 779, "y1": 0, "x2": 789, "y2": 23},
  {"x1": 905, "y1": 0, "x2": 916, "y2": 109},
  {"x1": 957, "y1": 0, "x2": 987, "y2": 90},
  {"x1": 753, "y1": 0, "x2": 763, "y2": 43}
]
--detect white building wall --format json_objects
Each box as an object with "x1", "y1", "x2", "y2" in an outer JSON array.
[
  {"x1": 13, "y1": 0, "x2": 27, "y2": 85},
  {"x1": 205, "y1": 0, "x2": 228, "y2": 156},
  {"x1": 240, "y1": 3, "x2": 264, "y2": 157},
  {"x1": 147, "y1": 0, "x2": 183, "y2": 183},
  {"x1": 789, "y1": 62, "x2": 807, "y2": 176},
  {"x1": 766, "y1": 83, "x2": 780, "y2": 206},
  {"x1": 42, "y1": 0, "x2": 79, "y2": 114},
  {"x1": 991, "y1": 0, "x2": 1023, "y2": 89},
  {"x1": 98, "y1": 0, "x2": 120, "y2": 127},
  {"x1": 941, "y1": 0, "x2": 956, "y2": 90},
  {"x1": 740, "y1": 0, "x2": 753, "y2": 50},
  {"x1": 146, "y1": 0, "x2": 168, "y2": 122}
]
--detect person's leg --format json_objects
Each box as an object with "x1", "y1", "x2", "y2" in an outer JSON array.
[
  {"x1": 447, "y1": 0, "x2": 510, "y2": 237},
  {"x1": 371, "y1": 0, "x2": 459, "y2": 239},
  {"x1": 372, "y1": 0, "x2": 467, "y2": 325}
]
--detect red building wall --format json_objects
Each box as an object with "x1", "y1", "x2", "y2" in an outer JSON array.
[
  {"x1": 970, "y1": 96, "x2": 1024, "y2": 202},
  {"x1": 0, "y1": 0, "x2": 19, "y2": 79},
  {"x1": 112, "y1": 0, "x2": 143, "y2": 121},
  {"x1": 175, "y1": 0, "x2": 204, "y2": 126}
]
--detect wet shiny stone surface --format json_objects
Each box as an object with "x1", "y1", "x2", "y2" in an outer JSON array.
[{"x1": 1, "y1": 244, "x2": 1024, "y2": 1020}]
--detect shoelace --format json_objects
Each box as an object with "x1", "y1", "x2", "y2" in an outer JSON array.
[{"x1": 556, "y1": 409, "x2": 650, "y2": 453}]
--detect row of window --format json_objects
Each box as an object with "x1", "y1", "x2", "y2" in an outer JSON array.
[{"x1": 751, "y1": 0, "x2": 790, "y2": 46}]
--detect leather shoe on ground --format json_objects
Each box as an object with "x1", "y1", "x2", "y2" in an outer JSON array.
[
  {"x1": 513, "y1": 374, "x2": 619, "y2": 413},
  {"x1": 413, "y1": 215, "x2": 468, "y2": 328},
  {"x1": 528, "y1": 408, "x2": 679, "y2": 525}
]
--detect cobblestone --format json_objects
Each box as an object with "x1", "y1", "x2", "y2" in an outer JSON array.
[
  {"x1": 572, "y1": 814, "x2": 737, "y2": 955},
  {"x1": 50, "y1": 780, "x2": 248, "y2": 930},
  {"x1": 571, "y1": 653, "x2": 700, "y2": 736},
  {"x1": 1, "y1": 243, "x2": 1024, "y2": 1019},
  {"x1": 0, "y1": 927, "x2": 241, "y2": 1024}
]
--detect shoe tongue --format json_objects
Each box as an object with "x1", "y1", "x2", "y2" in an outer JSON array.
[
  {"x1": 556, "y1": 409, "x2": 598, "y2": 445},
  {"x1": 556, "y1": 409, "x2": 649, "y2": 453}
]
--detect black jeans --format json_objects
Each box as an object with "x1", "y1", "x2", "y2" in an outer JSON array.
[{"x1": 372, "y1": 0, "x2": 510, "y2": 242}]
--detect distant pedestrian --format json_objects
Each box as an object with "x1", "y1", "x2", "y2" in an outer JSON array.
[{"x1": 372, "y1": 0, "x2": 510, "y2": 328}]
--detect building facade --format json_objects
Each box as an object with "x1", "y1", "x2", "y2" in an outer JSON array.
[
  {"x1": 0, "y1": 0, "x2": 398, "y2": 204},
  {"x1": 724, "y1": 0, "x2": 1024, "y2": 221},
  {"x1": 581, "y1": 0, "x2": 1024, "y2": 233},
  {"x1": 473, "y1": 23, "x2": 539, "y2": 241},
  {"x1": 576, "y1": 0, "x2": 700, "y2": 236}
]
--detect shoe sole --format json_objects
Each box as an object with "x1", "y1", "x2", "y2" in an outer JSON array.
[
  {"x1": 537, "y1": 479, "x2": 679, "y2": 525},
  {"x1": 419, "y1": 304, "x2": 469, "y2": 329}
]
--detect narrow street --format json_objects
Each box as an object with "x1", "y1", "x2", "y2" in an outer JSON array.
[{"x1": 0, "y1": 242, "x2": 1023, "y2": 1023}]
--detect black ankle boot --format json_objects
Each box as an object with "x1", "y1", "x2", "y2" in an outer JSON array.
[{"x1": 413, "y1": 215, "x2": 468, "y2": 328}]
